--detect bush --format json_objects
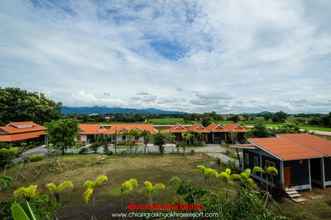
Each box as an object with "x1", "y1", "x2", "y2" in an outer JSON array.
[
  {"x1": 0, "y1": 147, "x2": 19, "y2": 168},
  {"x1": 0, "y1": 176, "x2": 13, "y2": 192},
  {"x1": 28, "y1": 154, "x2": 44, "y2": 162}
]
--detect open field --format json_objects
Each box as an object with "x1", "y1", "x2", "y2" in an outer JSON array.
[
  {"x1": 2, "y1": 154, "x2": 331, "y2": 219},
  {"x1": 1, "y1": 154, "x2": 218, "y2": 219}
]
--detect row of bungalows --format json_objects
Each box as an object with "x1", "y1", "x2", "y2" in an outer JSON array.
[
  {"x1": 240, "y1": 133, "x2": 331, "y2": 191},
  {"x1": 0, "y1": 121, "x2": 46, "y2": 145},
  {"x1": 168, "y1": 123, "x2": 247, "y2": 144},
  {"x1": 79, "y1": 123, "x2": 158, "y2": 145}
]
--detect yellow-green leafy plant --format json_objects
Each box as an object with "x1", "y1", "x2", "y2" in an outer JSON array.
[
  {"x1": 83, "y1": 175, "x2": 109, "y2": 204},
  {"x1": 252, "y1": 166, "x2": 264, "y2": 175},
  {"x1": 144, "y1": 181, "x2": 166, "y2": 204},
  {"x1": 217, "y1": 168, "x2": 231, "y2": 182},
  {"x1": 121, "y1": 178, "x2": 138, "y2": 194},
  {"x1": 197, "y1": 165, "x2": 218, "y2": 183},
  {"x1": 46, "y1": 180, "x2": 74, "y2": 203},
  {"x1": 121, "y1": 178, "x2": 139, "y2": 209},
  {"x1": 13, "y1": 185, "x2": 39, "y2": 200}
]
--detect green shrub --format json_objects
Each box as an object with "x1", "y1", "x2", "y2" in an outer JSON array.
[
  {"x1": 28, "y1": 155, "x2": 44, "y2": 162},
  {"x1": 0, "y1": 176, "x2": 13, "y2": 192},
  {"x1": 0, "y1": 147, "x2": 19, "y2": 168}
]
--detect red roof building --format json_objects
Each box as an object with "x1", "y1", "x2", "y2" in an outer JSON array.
[
  {"x1": 0, "y1": 121, "x2": 46, "y2": 142},
  {"x1": 243, "y1": 133, "x2": 331, "y2": 191}
]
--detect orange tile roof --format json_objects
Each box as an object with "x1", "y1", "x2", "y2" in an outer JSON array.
[
  {"x1": 248, "y1": 133, "x2": 331, "y2": 161},
  {"x1": 279, "y1": 134, "x2": 331, "y2": 157},
  {"x1": 79, "y1": 123, "x2": 157, "y2": 135},
  {"x1": 0, "y1": 131, "x2": 45, "y2": 142},
  {"x1": 0, "y1": 121, "x2": 46, "y2": 134},
  {"x1": 222, "y1": 123, "x2": 247, "y2": 132},
  {"x1": 109, "y1": 124, "x2": 158, "y2": 134},
  {"x1": 188, "y1": 124, "x2": 208, "y2": 133},
  {"x1": 0, "y1": 121, "x2": 46, "y2": 142},
  {"x1": 168, "y1": 125, "x2": 189, "y2": 133},
  {"x1": 206, "y1": 123, "x2": 224, "y2": 132},
  {"x1": 206, "y1": 123, "x2": 247, "y2": 132}
]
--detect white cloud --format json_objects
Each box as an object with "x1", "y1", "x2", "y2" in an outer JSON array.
[{"x1": 0, "y1": 0, "x2": 331, "y2": 113}]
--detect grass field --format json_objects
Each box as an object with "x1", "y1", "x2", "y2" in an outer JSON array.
[
  {"x1": 1, "y1": 154, "x2": 218, "y2": 219},
  {"x1": 2, "y1": 154, "x2": 331, "y2": 220},
  {"x1": 149, "y1": 117, "x2": 331, "y2": 132}
]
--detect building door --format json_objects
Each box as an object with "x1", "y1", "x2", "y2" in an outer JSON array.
[{"x1": 284, "y1": 166, "x2": 292, "y2": 187}]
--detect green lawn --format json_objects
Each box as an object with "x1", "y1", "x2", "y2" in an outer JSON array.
[{"x1": 148, "y1": 117, "x2": 187, "y2": 125}]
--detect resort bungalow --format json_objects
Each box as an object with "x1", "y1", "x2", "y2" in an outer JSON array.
[
  {"x1": 206, "y1": 123, "x2": 247, "y2": 144},
  {"x1": 0, "y1": 121, "x2": 46, "y2": 145},
  {"x1": 168, "y1": 124, "x2": 209, "y2": 143},
  {"x1": 241, "y1": 133, "x2": 331, "y2": 191},
  {"x1": 79, "y1": 123, "x2": 157, "y2": 145},
  {"x1": 168, "y1": 123, "x2": 247, "y2": 144}
]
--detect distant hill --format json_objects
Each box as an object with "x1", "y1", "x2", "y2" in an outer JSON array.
[{"x1": 61, "y1": 106, "x2": 185, "y2": 115}]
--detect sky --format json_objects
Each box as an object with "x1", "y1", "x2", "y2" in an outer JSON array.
[{"x1": 1, "y1": 0, "x2": 331, "y2": 113}]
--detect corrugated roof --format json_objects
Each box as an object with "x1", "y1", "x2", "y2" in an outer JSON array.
[{"x1": 248, "y1": 134, "x2": 331, "y2": 161}]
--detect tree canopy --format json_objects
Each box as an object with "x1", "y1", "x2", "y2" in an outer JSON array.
[
  {"x1": 47, "y1": 119, "x2": 79, "y2": 154},
  {"x1": 0, "y1": 87, "x2": 61, "y2": 125}
]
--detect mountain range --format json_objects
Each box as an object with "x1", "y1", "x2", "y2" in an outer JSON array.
[{"x1": 61, "y1": 106, "x2": 185, "y2": 115}]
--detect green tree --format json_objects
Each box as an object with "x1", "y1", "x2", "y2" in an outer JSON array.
[
  {"x1": 153, "y1": 132, "x2": 166, "y2": 154},
  {"x1": 249, "y1": 122, "x2": 274, "y2": 137},
  {"x1": 141, "y1": 131, "x2": 151, "y2": 154},
  {"x1": 0, "y1": 147, "x2": 19, "y2": 168},
  {"x1": 128, "y1": 129, "x2": 141, "y2": 154},
  {"x1": 272, "y1": 111, "x2": 288, "y2": 123},
  {"x1": 0, "y1": 87, "x2": 61, "y2": 124},
  {"x1": 201, "y1": 117, "x2": 212, "y2": 127},
  {"x1": 47, "y1": 119, "x2": 79, "y2": 155}
]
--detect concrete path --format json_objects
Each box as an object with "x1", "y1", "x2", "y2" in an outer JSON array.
[
  {"x1": 309, "y1": 130, "x2": 331, "y2": 137},
  {"x1": 187, "y1": 144, "x2": 239, "y2": 166}
]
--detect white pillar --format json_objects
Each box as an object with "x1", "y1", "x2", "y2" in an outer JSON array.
[
  {"x1": 322, "y1": 157, "x2": 326, "y2": 188},
  {"x1": 308, "y1": 159, "x2": 312, "y2": 191},
  {"x1": 280, "y1": 161, "x2": 285, "y2": 189}
]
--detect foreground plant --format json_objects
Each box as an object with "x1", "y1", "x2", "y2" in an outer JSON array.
[
  {"x1": 121, "y1": 178, "x2": 139, "y2": 209},
  {"x1": 83, "y1": 175, "x2": 109, "y2": 204},
  {"x1": 0, "y1": 175, "x2": 13, "y2": 192},
  {"x1": 11, "y1": 201, "x2": 37, "y2": 220},
  {"x1": 46, "y1": 180, "x2": 74, "y2": 203},
  {"x1": 144, "y1": 181, "x2": 166, "y2": 204},
  {"x1": 14, "y1": 185, "x2": 39, "y2": 200}
]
